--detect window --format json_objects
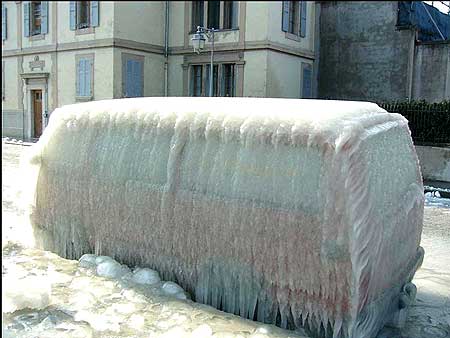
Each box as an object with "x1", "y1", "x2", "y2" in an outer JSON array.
[
  {"x1": 76, "y1": 57, "x2": 93, "y2": 98},
  {"x1": 122, "y1": 54, "x2": 144, "y2": 98},
  {"x1": 77, "y1": 1, "x2": 90, "y2": 29},
  {"x1": 189, "y1": 64, "x2": 235, "y2": 97},
  {"x1": 282, "y1": 1, "x2": 307, "y2": 37},
  {"x1": 207, "y1": 1, "x2": 220, "y2": 29},
  {"x1": 288, "y1": 1, "x2": 299, "y2": 35},
  {"x1": 223, "y1": 1, "x2": 237, "y2": 29},
  {"x1": 2, "y1": 4, "x2": 7, "y2": 41},
  {"x1": 70, "y1": 1, "x2": 99, "y2": 31},
  {"x1": 31, "y1": 2, "x2": 42, "y2": 35},
  {"x1": 205, "y1": 65, "x2": 219, "y2": 96},
  {"x1": 190, "y1": 65, "x2": 203, "y2": 97},
  {"x1": 192, "y1": 1, "x2": 204, "y2": 32},
  {"x1": 23, "y1": 1, "x2": 48, "y2": 37},
  {"x1": 221, "y1": 64, "x2": 235, "y2": 97},
  {"x1": 191, "y1": 1, "x2": 238, "y2": 32}
]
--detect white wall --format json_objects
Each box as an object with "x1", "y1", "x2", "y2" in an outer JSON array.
[
  {"x1": 114, "y1": 1, "x2": 164, "y2": 46},
  {"x1": 57, "y1": 48, "x2": 114, "y2": 107},
  {"x1": 266, "y1": 51, "x2": 313, "y2": 98},
  {"x1": 57, "y1": 1, "x2": 115, "y2": 44},
  {"x1": 243, "y1": 50, "x2": 268, "y2": 97}
]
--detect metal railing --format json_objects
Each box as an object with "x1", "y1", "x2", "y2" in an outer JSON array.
[{"x1": 379, "y1": 100, "x2": 450, "y2": 146}]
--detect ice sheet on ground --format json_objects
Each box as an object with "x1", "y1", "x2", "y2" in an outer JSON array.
[{"x1": 2, "y1": 243, "x2": 306, "y2": 338}]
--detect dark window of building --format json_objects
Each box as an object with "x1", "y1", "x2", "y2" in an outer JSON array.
[
  {"x1": 192, "y1": 1, "x2": 204, "y2": 32},
  {"x1": 31, "y1": 2, "x2": 42, "y2": 35},
  {"x1": 221, "y1": 64, "x2": 235, "y2": 97},
  {"x1": 190, "y1": 65, "x2": 203, "y2": 97},
  {"x1": 223, "y1": 1, "x2": 238, "y2": 29},
  {"x1": 205, "y1": 64, "x2": 219, "y2": 96},
  {"x1": 78, "y1": 1, "x2": 90, "y2": 29},
  {"x1": 288, "y1": 1, "x2": 299, "y2": 35},
  {"x1": 207, "y1": 1, "x2": 220, "y2": 29}
]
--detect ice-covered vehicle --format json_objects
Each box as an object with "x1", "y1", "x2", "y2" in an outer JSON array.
[{"x1": 26, "y1": 97, "x2": 424, "y2": 338}]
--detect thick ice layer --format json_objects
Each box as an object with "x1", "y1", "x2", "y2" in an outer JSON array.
[{"x1": 25, "y1": 97, "x2": 425, "y2": 338}]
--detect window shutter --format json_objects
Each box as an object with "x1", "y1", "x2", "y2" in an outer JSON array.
[
  {"x1": 24, "y1": 2, "x2": 30, "y2": 37},
  {"x1": 300, "y1": 1, "x2": 307, "y2": 37},
  {"x1": 2, "y1": 4, "x2": 6, "y2": 41},
  {"x1": 41, "y1": 2, "x2": 49, "y2": 34},
  {"x1": 77, "y1": 60, "x2": 82, "y2": 96},
  {"x1": 125, "y1": 59, "x2": 133, "y2": 97},
  {"x1": 70, "y1": 1, "x2": 76, "y2": 30},
  {"x1": 136, "y1": 60, "x2": 143, "y2": 97},
  {"x1": 281, "y1": 1, "x2": 290, "y2": 32},
  {"x1": 231, "y1": 1, "x2": 238, "y2": 29},
  {"x1": 90, "y1": 1, "x2": 99, "y2": 27},
  {"x1": 86, "y1": 59, "x2": 92, "y2": 96}
]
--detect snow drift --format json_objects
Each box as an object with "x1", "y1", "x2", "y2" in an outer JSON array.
[{"x1": 26, "y1": 97, "x2": 424, "y2": 338}]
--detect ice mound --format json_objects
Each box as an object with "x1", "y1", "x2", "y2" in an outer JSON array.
[
  {"x1": 26, "y1": 97, "x2": 425, "y2": 338},
  {"x1": 132, "y1": 268, "x2": 161, "y2": 285}
]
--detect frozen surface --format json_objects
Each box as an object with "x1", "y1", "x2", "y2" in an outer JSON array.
[
  {"x1": 2, "y1": 243, "x2": 305, "y2": 338},
  {"x1": 25, "y1": 97, "x2": 425, "y2": 338}
]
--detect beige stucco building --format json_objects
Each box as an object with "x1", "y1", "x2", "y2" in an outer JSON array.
[{"x1": 2, "y1": 1, "x2": 318, "y2": 139}]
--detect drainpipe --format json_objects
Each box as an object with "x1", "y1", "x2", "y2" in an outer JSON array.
[{"x1": 164, "y1": 1, "x2": 169, "y2": 96}]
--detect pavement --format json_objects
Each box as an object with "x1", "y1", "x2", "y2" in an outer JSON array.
[{"x1": 2, "y1": 141, "x2": 450, "y2": 338}]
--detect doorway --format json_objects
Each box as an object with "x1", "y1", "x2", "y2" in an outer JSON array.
[{"x1": 32, "y1": 90, "x2": 43, "y2": 138}]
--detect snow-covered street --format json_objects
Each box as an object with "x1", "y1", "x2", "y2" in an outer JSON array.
[{"x1": 2, "y1": 141, "x2": 450, "y2": 338}]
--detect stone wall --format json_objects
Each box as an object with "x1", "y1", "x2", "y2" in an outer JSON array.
[
  {"x1": 318, "y1": 1, "x2": 415, "y2": 101},
  {"x1": 412, "y1": 41, "x2": 450, "y2": 103},
  {"x1": 416, "y1": 146, "x2": 450, "y2": 182}
]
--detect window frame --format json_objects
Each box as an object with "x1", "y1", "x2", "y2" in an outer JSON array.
[
  {"x1": 122, "y1": 53, "x2": 145, "y2": 98},
  {"x1": 190, "y1": 1, "x2": 238, "y2": 33},
  {"x1": 189, "y1": 63, "x2": 236, "y2": 97},
  {"x1": 75, "y1": 54, "x2": 95, "y2": 101},
  {"x1": 31, "y1": 1, "x2": 42, "y2": 36},
  {"x1": 77, "y1": 1, "x2": 90, "y2": 29}
]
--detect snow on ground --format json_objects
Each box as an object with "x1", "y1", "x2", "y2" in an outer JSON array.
[{"x1": 3, "y1": 243, "x2": 305, "y2": 338}]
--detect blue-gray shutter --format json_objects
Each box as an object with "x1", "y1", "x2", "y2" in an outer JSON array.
[
  {"x1": 231, "y1": 1, "x2": 238, "y2": 29},
  {"x1": 281, "y1": 1, "x2": 290, "y2": 32},
  {"x1": 2, "y1": 4, "x2": 6, "y2": 41},
  {"x1": 86, "y1": 59, "x2": 92, "y2": 96},
  {"x1": 300, "y1": 1, "x2": 307, "y2": 37},
  {"x1": 24, "y1": 2, "x2": 30, "y2": 37},
  {"x1": 77, "y1": 60, "x2": 83, "y2": 96},
  {"x1": 70, "y1": 1, "x2": 76, "y2": 30},
  {"x1": 125, "y1": 59, "x2": 133, "y2": 97},
  {"x1": 302, "y1": 64, "x2": 312, "y2": 98},
  {"x1": 41, "y1": 2, "x2": 48, "y2": 34},
  {"x1": 90, "y1": 1, "x2": 99, "y2": 27},
  {"x1": 135, "y1": 60, "x2": 143, "y2": 97}
]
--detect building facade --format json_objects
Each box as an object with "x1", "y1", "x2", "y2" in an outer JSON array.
[
  {"x1": 318, "y1": 1, "x2": 450, "y2": 103},
  {"x1": 1, "y1": 1, "x2": 319, "y2": 139}
]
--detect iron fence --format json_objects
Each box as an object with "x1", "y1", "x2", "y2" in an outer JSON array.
[{"x1": 379, "y1": 100, "x2": 450, "y2": 146}]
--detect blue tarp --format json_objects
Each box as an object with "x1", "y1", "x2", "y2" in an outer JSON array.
[{"x1": 398, "y1": 1, "x2": 450, "y2": 41}]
